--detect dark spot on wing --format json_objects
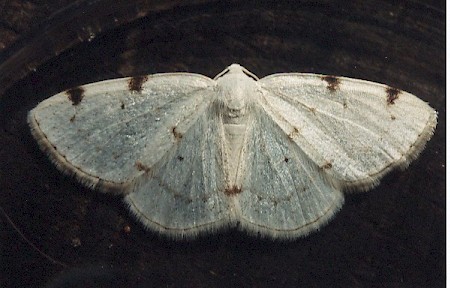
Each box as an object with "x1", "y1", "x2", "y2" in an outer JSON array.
[
  {"x1": 321, "y1": 162, "x2": 333, "y2": 169},
  {"x1": 391, "y1": 115, "x2": 396, "y2": 120},
  {"x1": 201, "y1": 195, "x2": 209, "y2": 203},
  {"x1": 172, "y1": 127, "x2": 183, "y2": 139},
  {"x1": 66, "y1": 87, "x2": 85, "y2": 105},
  {"x1": 386, "y1": 86, "x2": 401, "y2": 105},
  {"x1": 135, "y1": 161, "x2": 151, "y2": 173},
  {"x1": 288, "y1": 127, "x2": 299, "y2": 140},
  {"x1": 121, "y1": 102, "x2": 125, "y2": 109},
  {"x1": 177, "y1": 156, "x2": 184, "y2": 161},
  {"x1": 70, "y1": 115, "x2": 76, "y2": 122},
  {"x1": 128, "y1": 75, "x2": 148, "y2": 92},
  {"x1": 225, "y1": 185, "x2": 242, "y2": 196},
  {"x1": 321, "y1": 75, "x2": 341, "y2": 92},
  {"x1": 284, "y1": 157, "x2": 289, "y2": 163}
]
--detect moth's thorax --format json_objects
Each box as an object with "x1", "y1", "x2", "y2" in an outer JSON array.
[
  {"x1": 214, "y1": 68, "x2": 259, "y2": 189},
  {"x1": 216, "y1": 71, "x2": 258, "y2": 124}
]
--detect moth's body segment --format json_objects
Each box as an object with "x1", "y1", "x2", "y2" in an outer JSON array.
[
  {"x1": 28, "y1": 64, "x2": 437, "y2": 239},
  {"x1": 214, "y1": 64, "x2": 261, "y2": 193}
]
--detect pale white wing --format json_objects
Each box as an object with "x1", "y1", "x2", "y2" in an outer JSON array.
[
  {"x1": 236, "y1": 108, "x2": 344, "y2": 239},
  {"x1": 28, "y1": 73, "x2": 216, "y2": 193},
  {"x1": 124, "y1": 107, "x2": 231, "y2": 239},
  {"x1": 258, "y1": 74, "x2": 437, "y2": 190}
]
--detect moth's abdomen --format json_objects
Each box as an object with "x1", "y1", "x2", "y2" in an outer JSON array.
[{"x1": 223, "y1": 123, "x2": 249, "y2": 194}]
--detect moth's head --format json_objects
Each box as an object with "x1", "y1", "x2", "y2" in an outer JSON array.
[
  {"x1": 214, "y1": 64, "x2": 259, "y2": 81},
  {"x1": 227, "y1": 63, "x2": 245, "y2": 74},
  {"x1": 213, "y1": 65, "x2": 261, "y2": 123}
]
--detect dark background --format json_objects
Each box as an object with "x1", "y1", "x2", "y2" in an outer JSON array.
[{"x1": 0, "y1": 1, "x2": 445, "y2": 287}]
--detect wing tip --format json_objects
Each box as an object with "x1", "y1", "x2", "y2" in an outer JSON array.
[
  {"x1": 340, "y1": 109, "x2": 437, "y2": 193},
  {"x1": 27, "y1": 111, "x2": 128, "y2": 195}
]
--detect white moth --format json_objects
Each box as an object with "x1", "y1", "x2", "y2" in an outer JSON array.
[{"x1": 28, "y1": 64, "x2": 437, "y2": 239}]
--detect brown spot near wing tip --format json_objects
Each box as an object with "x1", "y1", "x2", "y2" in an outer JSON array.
[
  {"x1": 66, "y1": 87, "x2": 85, "y2": 105},
  {"x1": 321, "y1": 75, "x2": 341, "y2": 92},
  {"x1": 386, "y1": 86, "x2": 401, "y2": 105},
  {"x1": 288, "y1": 127, "x2": 299, "y2": 139},
  {"x1": 225, "y1": 185, "x2": 242, "y2": 196},
  {"x1": 128, "y1": 75, "x2": 148, "y2": 92},
  {"x1": 172, "y1": 127, "x2": 183, "y2": 139},
  {"x1": 321, "y1": 162, "x2": 333, "y2": 169},
  {"x1": 135, "y1": 161, "x2": 151, "y2": 173}
]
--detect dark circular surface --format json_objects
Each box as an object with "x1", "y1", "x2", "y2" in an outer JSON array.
[{"x1": 0, "y1": 1, "x2": 445, "y2": 287}]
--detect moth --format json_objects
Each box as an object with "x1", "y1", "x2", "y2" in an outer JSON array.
[{"x1": 29, "y1": 64, "x2": 437, "y2": 239}]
